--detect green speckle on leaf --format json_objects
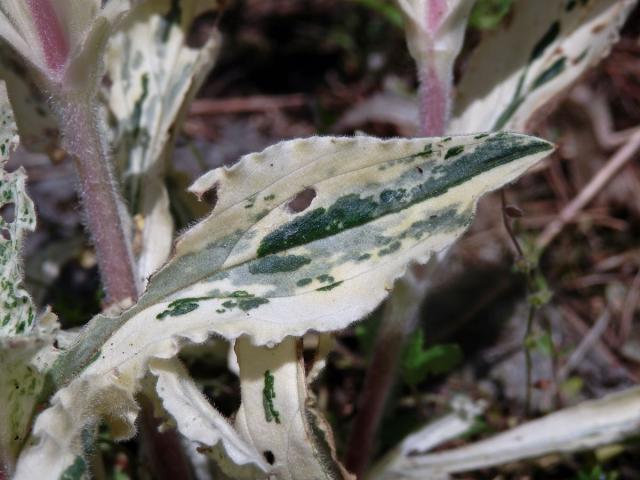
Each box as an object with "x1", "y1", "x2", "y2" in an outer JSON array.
[
  {"x1": 59, "y1": 456, "x2": 87, "y2": 480},
  {"x1": 317, "y1": 274, "x2": 334, "y2": 283},
  {"x1": 317, "y1": 281, "x2": 343, "y2": 291},
  {"x1": 230, "y1": 290, "x2": 251, "y2": 298},
  {"x1": 156, "y1": 297, "x2": 205, "y2": 319},
  {"x1": 445, "y1": 146, "x2": 464, "y2": 159},
  {"x1": 248, "y1": 255, "x2": 312, "y2": 274},
  {"x1": 531, "y1": 57, "x2": 566, "y2": 90},
  {"x1": 296, "y1": 278, "x2": 313, "y2": 287},
  {"x1": 379, "y1": 240, "x2": 401, "y2": 256},
  {"x1": 238, "y1": 297, "x2": 269, "y2": 311},
  {"x1": 263, "y1": 370, "x2": 281, "y2": 423},
  {"x1": 222, "y1": 300, "x2": 237, "y2": 308}
]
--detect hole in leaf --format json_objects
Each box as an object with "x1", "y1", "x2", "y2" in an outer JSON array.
[
  {"x1": 263, "y1": 450, "x2": 275, "y2": 465},
  {"x1": 200, "y1": 186, "x2": 218, "y2": 208},
  {"x1": 1, "y1": 202, "x2": 16, "y2": 224},
  {"x1": 187, "y1": 11, "x2": 218, "y2": 48},
  {"x1": 286, "y1": 188, "x2": 316, "y2": 213}
]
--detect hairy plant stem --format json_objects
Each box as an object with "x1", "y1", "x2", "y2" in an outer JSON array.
[
  {"x1": 59, "y1": 99, "x2": 138, "y2": 305},
  {"x1": 345, "y1": 48, "x2": 450, "y2": 476},
  {"x1": 59, "y1": 96, "x2": 190, "y2": 480},
  {"x1": 345, "y1": 269, "x2": 427, "y2": 477}
]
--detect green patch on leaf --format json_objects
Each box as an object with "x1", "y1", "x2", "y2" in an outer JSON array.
[
  {"x1": 317, "y1": 281, "x2": 343, "y2": 292},
  {"x1": 248, "y1": 255, "x2": 312, "y2": 274},
  {"x1": 262, "y1": 370, "x2": 280, "y2": 424},
  {"x1": 59, "y1": 456, "x2": 87, "y2": 480},
  {"x1": 445, "y1": 145, "x2": 464, "y2": 159},
  {"x1": 156, "y1": 297, "x2": 203, "y2": 319}
]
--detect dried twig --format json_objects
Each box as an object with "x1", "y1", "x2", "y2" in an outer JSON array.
[
  {"x1": 189, "y1": 94, "x2": 306, "y2": 115},
  {"x1": 537, "y1": 130, "x2": 640, "y2": 250}
]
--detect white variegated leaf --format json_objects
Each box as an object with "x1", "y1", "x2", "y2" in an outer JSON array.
[
  {"x1": 149, "y1": 357, "x2": 268, "y2": 478},
  {"x1": 106, "y1": 0, "x2": 221, "y2": 284},
  {"x1": 51, "y1": 132, "x2": 553, "y2": 386},
  {"x1": 0, "y1": 310, "x2": 62, "y2": 476},
  {"x1": 373, "y1": 386, "x2": 640, "y2": 479},
  {"x1": 0, "y1": 85, "x2": 65, "y2": 474},
  {"x1": 449, "y1": 0, "x2": 637, "y2": 134},
  {"x1": 235, "y1": 337, "x2": 352, "y2": 479},
  {"x1": 20, "y1": 132, "x2": 551, "y2": 477},
  {"x1": 0, "y1": 82, "x2": 32, "y2": 337}
]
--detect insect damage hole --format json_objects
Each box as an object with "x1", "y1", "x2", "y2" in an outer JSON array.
[
  {"x1": 263, "y1": 450, "x2": 275, "y2": 465},
  {"x1": 286, "y1": 187, "x2": 316, "y2": 213}
]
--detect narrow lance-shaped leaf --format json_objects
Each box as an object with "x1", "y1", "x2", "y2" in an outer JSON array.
[
  {"x1": 149, "y1": 357, "x2": 268, "y2": 479},
  {"x1": 53, "y1": 132, "x2": 554, "y2": 385},
  {"x1": 235, "y1": 337, "x2": 353, "y2": 479},
  {"x1": 18, "y1": 132, "x2": 552, "y2": 477},
  {"x1": 449, "y1": 0, "x2": 638, "y2": 134},
  {"x1": 373, "y1": 386, "x2": 640, "y2": 479},
  {"x1": 106, "y1": 0, "x2": 221, "y2": 284}
]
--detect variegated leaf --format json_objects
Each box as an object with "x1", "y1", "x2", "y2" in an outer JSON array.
[
  {"x1": 395, "y1": 0, "x2": 475, "y2": 134},
  {"x1": 52, "y1": 132, "x2": 553, "y2": 387},
  {"x1": 106, "y1": 0, "x2": 221, "y2": 284},
  {"x1": 372, "y1": 386, "x2": 640, "y2": 479},
  {"x1": 0, "y1": 310, "x2": 62, "y2": 476},
  {"x1": 21, "y1": 132, "x2": 551, "y2": 477},
  {"x1": 235, "y1": 337, "x2": 352, "y2": 479},
  {"x1": 0, "y1": 82, "x2": 33, "y2": 337},
  {"x1": 449, "y1": 0, "x2": 637, "y2": 134},
  {"x1": 0, "y1": 85, "x2": 64, "y2": 474},
  {"x1": 149, "y1": 357, "x2": 268, "y2": 479}
]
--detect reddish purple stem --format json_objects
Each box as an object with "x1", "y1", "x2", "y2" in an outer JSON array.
[
  {"x1": 419, "y1": 65, "x2": 448, "y2": 136},
  {"x1": 26, "y1": 0, "x2": 69, "y2": 75}
]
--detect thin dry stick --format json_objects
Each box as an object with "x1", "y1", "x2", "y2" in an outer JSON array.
[
  {"x1": 189, "y1": 94, "x2": 306, "y2": 115},
  {"x1": 537, "y1": 130, "x2": 640, "y2": 250}
]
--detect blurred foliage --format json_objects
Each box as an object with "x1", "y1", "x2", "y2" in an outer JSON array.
[
  {"x1": 469, "y1": 0, "x2": 514, "y2": 30},
  {"x1": 576, "y1": 465, "x2": 619, "y2": 480},
  {"x1": 349, "y1": 0, "x2": 403, "y2": 28},
  {"x1": 401, "y1": 330, "x2": 463, "y2": 386}
]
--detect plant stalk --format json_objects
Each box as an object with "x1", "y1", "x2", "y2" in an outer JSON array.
[
  {"x1": 345, "y1": 31, "x2": 453, "y2": 475},
  {"x1": 345, "y1": 271, "x2": 426, "y2": 477},
  {"x1": 58, "y1": 96, "x2": 191, "y2": 479},
  {"x1": 58, "y1": 98, "x2": 138, "y2": 305}
]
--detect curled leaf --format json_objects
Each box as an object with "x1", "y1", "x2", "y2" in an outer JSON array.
[
  {"x1": 106, "y1": 0, "x2": 221, "y2": 284},
  {"x1": 450, "y1": 0, "x2": 638, "y2": 133}
]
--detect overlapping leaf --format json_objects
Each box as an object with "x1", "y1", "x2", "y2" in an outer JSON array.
[
  {"x1": 106, "y1": 0, "x2": 221, "y2": 284},
  {"x1": 235, "y1": 337, "x2": 351, "y2": 479},
  {"x1": 54, "y1": 132, "x2": 553, "y2": 381},
  {"x1": 16, "y1": 132, "x2": 551, "y2": 477},
  {"x1": 0, "y1": 84, "x2": 63, "y2": 475},
  {"x1": 449, "y1": 0, "x2": 638, "y2": 133}
]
